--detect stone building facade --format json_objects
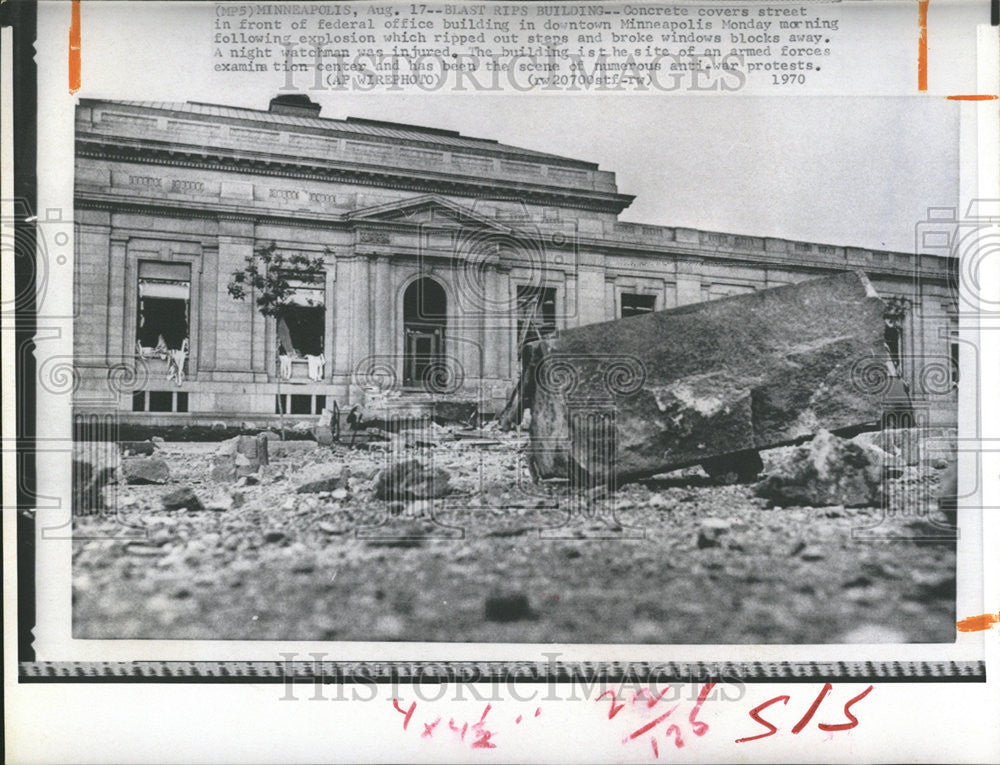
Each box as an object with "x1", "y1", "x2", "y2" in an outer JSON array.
[{"x1": 73, "y1": 96, "x2": 959, "y2": 427}]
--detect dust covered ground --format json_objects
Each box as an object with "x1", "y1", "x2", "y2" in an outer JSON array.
[{"x1": 73, "y1": 432, "x2": 956, "y2": 643}]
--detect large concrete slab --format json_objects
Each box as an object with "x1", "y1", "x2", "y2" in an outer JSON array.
[{"x1": 525, "y1": 271, "x2": 897, "y2": 484}]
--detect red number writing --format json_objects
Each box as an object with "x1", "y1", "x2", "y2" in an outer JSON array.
[
  {"x1": 736, "y1": 685, "x2": 875, "y2": 743},
  {"x1": 735, "y1": 695, "x2": 790, "y2": 744},
  {"x1": 818, "y1": 685, "x2": 874, "y2": 732}
]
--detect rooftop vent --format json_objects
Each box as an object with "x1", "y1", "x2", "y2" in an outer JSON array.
[{"x1": 268, "y1": 94, "x2": 322, "y2": 117}]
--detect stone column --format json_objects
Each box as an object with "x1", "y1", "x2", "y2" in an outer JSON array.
[
  {"x1": 373, "y1": 254, "x2": 393, "y2": 359},
  {"x1": 675, "y1": 258, "x2": 703, "y2": 306},
  {"x1": 575, "y1": 267, "x2": 606, "y2": 327},
  {"x1": 332, "y1": 256, "x2": 356, "y2": 381},
  {"x1": 350, "y1": 256, "x2": 371, "y2": 377},
  {"x1": 198, "y1": 243, "x2": 219, "y2": 371},
  {"x1": 107, "y1": 235, "x2": 128, "y2": 360},
  {"x1": 214, "y1": 224, "x2": 255, "y2": 375}
]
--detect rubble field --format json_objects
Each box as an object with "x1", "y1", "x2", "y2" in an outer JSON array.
[{"x1": 73, "y1": 428, "x2": 957, "y2": 644}]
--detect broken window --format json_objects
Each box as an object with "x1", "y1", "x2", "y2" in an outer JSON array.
[
  {"x1": 276, "y1": 273, "x2": 325, "y2": 358},
  {"x1": 136, "y1": 261, "x2": 190, "y2": 353},
  {"x1": 883, "y1": 296, "x2": 908, "y2": 375},
  {"x1": 620, "y1": 293, "x2": 656, "y2": 318},
  {"x1": 403, "y1": 277, "x2": 447, "y2": 387},
  {"x1": 516, "y1": 285, "x2": 557, "y2": 358}
]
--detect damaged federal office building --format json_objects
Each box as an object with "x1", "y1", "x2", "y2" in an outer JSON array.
[{"x1": 73, "y1": 95, "x2": 959, "y2": 453}]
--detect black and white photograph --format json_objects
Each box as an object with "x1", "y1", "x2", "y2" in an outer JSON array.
[{"x1": 69, "y1": 93, "x2": 962, "y2": 644}]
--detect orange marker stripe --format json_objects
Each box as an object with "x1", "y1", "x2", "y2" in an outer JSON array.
[
  {"x1": 956, "y1": 612, "x2": 1000, "y2": 633},
  {"x1": 918, "y1": 0, "x2": 929, "y2": 92},
  {"x1": 69, "y1": 0, "x2": 81, "y2": 94},
  {"x1": 946, "y1": 95, "x2": 1000, "y2": 101}
]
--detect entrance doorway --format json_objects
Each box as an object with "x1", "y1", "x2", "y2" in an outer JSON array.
[{"x1": 403, "y1": 277, "x2": 447, "y2": 388}]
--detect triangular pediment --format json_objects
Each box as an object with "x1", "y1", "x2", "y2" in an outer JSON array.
[{"x1": 347, "y1": 194, "x2": 515, "y2": 233}]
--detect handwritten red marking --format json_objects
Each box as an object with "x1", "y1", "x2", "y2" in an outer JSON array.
[
  {"x1": 597, "y1": 689, "x2": 625, "y2": 719},
  {"x1": 535, "y1": 707, "x2": 541, "y2": 717},
  {"x1": 818, "y1": 686, "x2": 874, "y2": 731},
  {"x1": 946, "y1": 95, "x2": 1000, "y2": 101},
  {"x1": 665, "y1": 724, "x2": 685, "y2": 748},
  {"x1": 392, "y1": 698, "x2": 416, "y2": 731},
  {"x1": 470, "y1": 704, "x2": 497, "y2": 749},
  {"x1": 422, "y1": 718, "x2": 440, "y2": 739},
  {"x1": 632, "y1": 686, "x2": 672, "y2": 708},
  {"x1": 651, "y1": 738, "x2": 659, "y2": 758},
  {"x1": 735, "y1": 695, "x2": 790, "y2": 744},
  {"x1": 957, "y1": 612, "x2": 1000, "y2": 631},
  {"x1": 791, "y1": 683, "x2": 832, "y2": 734},
  {"x1": 917, "y1": 0, "x2": 928, "y2": 91},
  {"x1": 448, "y1": 718, "x2": 467, "y2": 742},
  {"x1": 688, "y1": 682, "x2": 715, "y2": 736},
  {"x1": 515, "y1": 715, "x2": 522, "y2": 724},
  {"x1": 69, "y1": 0, "x2": 82, "y2": 94},
  {"x1": 628, "y1": 704, "x2": 680, "y2": 741}
]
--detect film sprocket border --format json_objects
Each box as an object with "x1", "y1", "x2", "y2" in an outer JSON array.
[{"x1": 17, "y1": 659, "x2": 988, "y2": 684}]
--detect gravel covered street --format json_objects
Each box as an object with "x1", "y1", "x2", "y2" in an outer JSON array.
[{"x1": 72, "y1": 429, "x2": 957, "y2": 644}]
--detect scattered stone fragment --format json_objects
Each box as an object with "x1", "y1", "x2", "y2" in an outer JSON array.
[
  {"x1": 484, "y1": 591, "x2": 534, "y2": 622},
  {"x1": 148, "y1": 527, "x2": 173, "y2": 547},
  {"x1": 374, "y1": 459, "x2": 451, "y2": 501},
  {"x1": 318, "y1": 520, "x2": 351, "y2": 535},
  {"x1": 280, "y1": 497, "x2": 297, "y2": 511},
  {"x1": 263, "y1": 530, "x2": 287, "y2": 544},
  {"x1": 160, "y1": 486, "x2": 204, "y2": 511},
  {"x1": 210, "y1": 454, "x2": 237, "y2": 482},
  {"x1": 234, "y1": 453, "x2": 256, "y2": 478},
  {"x1": 121, "y1": 440, "x2": 156, "y2": 456},
  {"x1": 754, "y1": 430, "x2": 881, "y2": 507},
  {"x1": 204, "y1": 493, "x2": 234, "y2": 512},
  {"x1": 122, "y1": 456, "x2": 170, "y2": 485},
  {"x1": 647, "y1": 494, "x2": 672, "y2": 510},
  {"x1": 797, "y1": 546, "x2": 827, "y2": 562},
  {"x1": 296, "y1": 474, "x2": 343, "y2": 494},
  {"x1": 696, "y1": 518, "x2": 731, "y2": 549}
]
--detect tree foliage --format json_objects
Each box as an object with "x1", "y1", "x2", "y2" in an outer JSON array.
[{"x1": 226, "y1": 242, "x2": 325, "y2": 318}]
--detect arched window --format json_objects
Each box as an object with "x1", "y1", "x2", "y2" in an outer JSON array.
[{"x1": 403, "y1": 278, "x2": 447, "y2": 388}]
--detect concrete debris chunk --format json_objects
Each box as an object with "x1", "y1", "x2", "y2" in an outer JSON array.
[
  {"x1": 213, "y1": 435, "x2": 269, "y2": 481},
  {"x1": 122, "y1": 456, "x2": 170, "y2": 485},
  {"x1": 525, "y1": 272, "x2": 898, "y2": 484},
  {"x1": 121, "y1": 440, "x2": 157, "y2": 456},
  {"x1": 696, "y1": 517, "x2": 731, "y2": 549},
  {"x1": 373, "y1": 459, "x2": 451, "y2": 501},
  {"x1": 160, "y1": 486, "x2": 204, "y2": 511},
  {"x1": 296, "y1": 473, "x2": 343, "y2": 494},
  {"x1": 754, "y1": 429, "x2": 881, "y2": 507}
]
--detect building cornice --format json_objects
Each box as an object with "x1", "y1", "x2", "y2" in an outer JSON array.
[{"x1": 76, "y1": 135, "x2": 635, "y2": 214}]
